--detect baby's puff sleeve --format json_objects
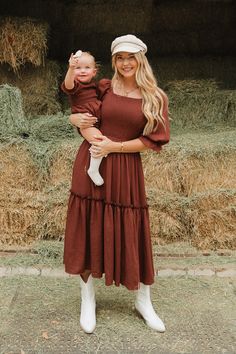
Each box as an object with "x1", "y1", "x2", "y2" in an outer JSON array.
[
  {"x1": 139, "y1": 94, "x2": 170, "y2": 152},
  {"x1": 61, "y1": 80, "x2": 81, "y2": 95},
  {"x1": 97, "y1": 79, "x2": 111, "y2": 101}
]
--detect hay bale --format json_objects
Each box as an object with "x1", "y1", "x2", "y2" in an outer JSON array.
[
  {"x1": 0, "y1": 142, "x2": 38, "y2": 191},
  {"x1": 48, "y1": 140, "x2": 79, "y2": 187},
  {"x1": 41, "y1": 186, "x2": 188, "y2": 245},
  {"x1": 147, "y1": 189, "x2": 189, "y2": 245},
  {"x1": 167, "y1": 78, "x2": 218, "y2": 94},
  {"x1": 0, "y1": 60, "x2": 61, "y2": 116},
  {"x1": 29, "y1": 113, "x2": 76, "y2": 142},
  {"x1": 151, "y1": 56, "x2": 236, "y2": 90},
  {"x1": 0, "y1": 188, "x2": 46, "y2": 245},
  {"x1": 0, "y1": 84, "x2": 28, "y2": 141},
  {"x1": 142, "y1": 129, "x2": 236, "y2": 196},
  {"x1": 167, "y1": 80, "x2": 236, "y2": 128},
  {"x1": 150, "y1": 1, "x2": 234, "y2": 32},
  {"x1": 37, "y1": 185, "x2": 68, "y2": 241},
  {"x1": 0, "y1": 184, "x2": 68, "y2": 245},
  {"x1": 25, "y1": 114, "x2": 80, "y2": 183},
  {"x1": 0, "y1": 17, "x2": 48, "y2": 72},
  {"x1": 142, "y1": 149, "x2": 180, "y2": 195},
  {"x1": 175, "y1": 153, "x2": 236, "y2": 196},
  {"x1": 148, "y1": 27, "x2": 234, "y2": 56},
  {"x1": 187, "y1": 189, "x2": 236, "y2": 250},
  {"x1": 0, "y1": 115, "x2": 79, "y2": 190},
  {"x1": 70, "y1": 2, "x2": 151, "y2": 35}
]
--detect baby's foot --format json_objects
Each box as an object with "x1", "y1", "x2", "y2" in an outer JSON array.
[{"x1": 87, "y1": 168, "x2": 104, "y2": 186}]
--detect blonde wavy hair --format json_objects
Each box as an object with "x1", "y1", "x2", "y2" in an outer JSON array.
[{"x1": 111, "y1": 52, "x2": 167, "y2": 135}]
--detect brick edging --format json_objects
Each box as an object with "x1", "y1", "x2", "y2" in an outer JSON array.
[{"x1": 0, "y1": 266, "x2": 236, "y2": 278}]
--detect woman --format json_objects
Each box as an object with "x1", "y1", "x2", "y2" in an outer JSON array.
[{"x1": 64, "y1": 34, "x2": 170, "y2": 334}]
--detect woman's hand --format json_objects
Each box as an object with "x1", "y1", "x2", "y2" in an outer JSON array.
[
  {"x1": 69, "y1": 113, "x2": 98, "y2": 129},
  {"x1": 89, "y1": 135, "x2": 113, "y2": 157}
]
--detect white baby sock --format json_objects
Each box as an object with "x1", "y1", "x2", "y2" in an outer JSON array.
[{"x1": 87, "y1": 156, "x2": 104, "y2": 186}]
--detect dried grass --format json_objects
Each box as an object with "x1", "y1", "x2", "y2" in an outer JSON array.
[
  {"x1": 187, "y1": 190, "x2": 236, "y2": 250},
  {"x1": 0, "y1": 118, "x2": 235, "y2": 248},
  {"x1": 0, "y1": 188, "x2": 46, "y2": 245},
  {"x1": 48, "y1": 140, "x2": 79, "y2": 186},
  {"x1": 166, "y1": 79, "x2": 236, "y2": 128},
  {"x1": 0, "y1": 143, "x2": 38, "y2": 191},
  {"x1": 176, "y1": 154, "x2": 236, "y2": 196},
  {"x1": 148, "y1": 188, "x2": 236, "y2": 250},
  {"x1": 150, "y1": 1, "x2": 230, "y2": 32},
  {"x1": 142, "y1": 129, "x2": 236, "y2": 196},
  {"x1": 151, "y1": 56, "x2": 236, "y2": 91},
  {"x1": 0, "y1": 17, "x2": 48, "y2": 72},
  {"x1": 26, "y1": 119, "x2": 78, "y2": 183},
  {"x1": 147, "y1": 189, "x2": 188, "y2": 245},
  {"x1": 0, "y1": 84, "x2": 28, "y2": 141},
  {"x1": 37, "y1": 185, "x2": 68, "y2": 241},
  {"x1": 0, "y1": 184, "x2": 68, "y2": 245},
  {"x1": 70, "y1": 2, "x2": 151, "y2": 35},
  {"x1": 0, "y1": 61, "x2": 61, "y2": 116},
  {"x1": 29, "y1": 113, "x2": 76, "y2": 142}
]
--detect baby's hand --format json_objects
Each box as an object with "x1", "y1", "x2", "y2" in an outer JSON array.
[{"x1": 68, "y1": 53, "x2": 79, "y2": 69}]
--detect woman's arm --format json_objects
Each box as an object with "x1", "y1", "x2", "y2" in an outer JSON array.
[
  {"x1": 109, "y1": 138, "x2": 148, "y2": 153},
  {"x1": 69, "y1": 113, "x2": 102, "y2": 142},
  {"x1": 69, "y1": 113, "x2": 98, "y2": 129},
  {"x1": 89, "y1": 135, "x2": 148, "y2": 157}
]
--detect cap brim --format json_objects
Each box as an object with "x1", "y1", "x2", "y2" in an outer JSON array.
[{"x1": 112, "y1": 44, "x2": 145, "y2": 55}]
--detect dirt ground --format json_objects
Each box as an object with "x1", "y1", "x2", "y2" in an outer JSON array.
[{"x1": 0, "y1": 275, "x2": 235, "y2": 354}]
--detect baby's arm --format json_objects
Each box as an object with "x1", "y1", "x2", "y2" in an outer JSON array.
[
  {"x1": 64, "y1": 54, "x2": 78, "y2": 89},
  {"x1": 80, "y1": 127, "x2": 102, "y2": 142}
]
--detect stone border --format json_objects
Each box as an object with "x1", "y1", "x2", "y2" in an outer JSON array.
[
  {"x1": 0, "y1": 266, "x2": 236, "y2": 278},
  {"x1": 157, "y1": 266, "x2": 236, "y2": 277}
]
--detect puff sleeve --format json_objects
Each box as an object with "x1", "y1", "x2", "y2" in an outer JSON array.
[
  {"x1": 139, "y1": 93, "x2": 170, "y2": 152},
  {"x1": 97, "y1": 79, "x2": 111, "y2": 101},
  {"x1": 61, "y1": 80, "x2": 81, "y2": 95}
]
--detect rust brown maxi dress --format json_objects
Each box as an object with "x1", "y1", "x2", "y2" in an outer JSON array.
[{"x1": 63, "y1": 79, "x2": 170, "y2": 290}]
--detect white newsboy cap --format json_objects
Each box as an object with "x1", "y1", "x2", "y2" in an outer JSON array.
[{"x1": 111, "y1": 34, "x2": 147, "y2": 55}]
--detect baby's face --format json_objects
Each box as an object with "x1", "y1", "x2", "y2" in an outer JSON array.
[{"x1": 74, "y1": 54, "x2": 97, "y2": 83}]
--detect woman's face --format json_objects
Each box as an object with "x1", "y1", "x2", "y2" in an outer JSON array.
[{"x1": 115, "y1": 52, "x2": 138, "y2": 78}]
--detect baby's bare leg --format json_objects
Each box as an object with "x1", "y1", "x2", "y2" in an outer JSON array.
[
  {"x1": 80, "y1": 127, "x2": 102, "y2": 142},
  {"x1": 80, "y1": 127, "x2": 104, "y2": 186}
]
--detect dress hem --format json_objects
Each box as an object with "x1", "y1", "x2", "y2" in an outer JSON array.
[{"x1": 64, "y1": 267, "x2": 155, "y2": 291}]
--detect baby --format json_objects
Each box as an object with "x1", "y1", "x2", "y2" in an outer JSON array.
[{"x1": 61, "y1": 50, "x2": 104, "y2": 186}]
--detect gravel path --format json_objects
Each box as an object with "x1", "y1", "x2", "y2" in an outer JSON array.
[{"x1": 0, "y1": 276, "x2": 235, "y2": 354}]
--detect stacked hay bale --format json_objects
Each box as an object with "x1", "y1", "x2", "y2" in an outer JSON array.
[
  {"x1": 0, "y1": 17, "x2": 61, "y2": 116},
  {"x1": 139, "y1": 68, "x2": 236, "y2": 250},
  {"x1": 25, "y1": 117, "x2": 79, "y2": 243},
  {"x1": 0, "y1": 16, "x2": 62, "y2": 245},
  {"x1": 151, "y1": 56, "x2": 236, "y2": 90},
  {"x1": 0, "y1": 83, "x2": 77, "y2": 245},
  {"x1": 36, "y1": 119, "x2": 236, "y2": 250},
  {"x1": 0, "y1": 15, "x2": 235, "y2": 249},
  {"x1": 0, "y1": 17, "x2": 47, "y2": 72},
  {"x1": 0, "y1": 84, "x2": 28, "y2": 140},
  {"x1": 0, "y1": 84, "x2": 41, "y2": 244},
  {"x1": 166, "y1": 80, "x2": 236, "y2": 128},
  {"x1": 143, "y1": 127, "x2": 236, "y2": 250},
  {"x1": 1, "y1": 82, "x2": 236, "y2": 250}
]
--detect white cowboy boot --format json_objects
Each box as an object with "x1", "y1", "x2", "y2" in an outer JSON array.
[
  {"x1": 79, "y1": 275, "x2": 96, "y2": 333},
  {"x1": 135, "y1": 283, "x2": 165, "y2": 332}
]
